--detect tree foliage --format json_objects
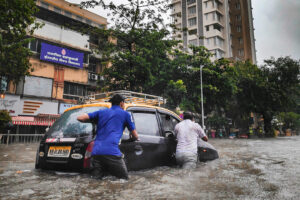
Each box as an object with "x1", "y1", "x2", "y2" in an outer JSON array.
[
  {"x1": 229, "y1": 57, "x2": 300, "y2": 135},
  {"x1": 0, "y1": 0, "x2": 41, "y2": 86},
  {"x1": 0, "y1": 110, "x2": 11, "y2": 132},
  {"x1": 80, "y1": 1, "x2": 300, "y2": 137}
]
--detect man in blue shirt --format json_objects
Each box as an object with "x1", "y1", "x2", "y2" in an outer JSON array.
[{"x1": 77, "y1": 94, "x2": 139, "y2": 179}]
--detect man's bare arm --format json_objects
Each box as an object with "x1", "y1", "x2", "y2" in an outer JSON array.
[
  {"x1": 130, "y1": 129, "x2": 139, "y2": 140},
  {"x1": 77, "y1": 113, "x2": 90, "y2": 122},
  {"x1": 201, "y1": 136, "x2": 208, "y2": 142}
]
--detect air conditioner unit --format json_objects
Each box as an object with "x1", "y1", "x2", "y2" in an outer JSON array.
[
  {"x1": 88, "y1": 73, "x2": 98, "y2": 81},
  {"x1": 91, "y1": 74, "x2": 98, "y2": 81}
]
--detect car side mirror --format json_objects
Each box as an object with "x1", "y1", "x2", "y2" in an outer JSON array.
[{"x1": 164, "y1": 131, "x2": 175, "y2": 138}]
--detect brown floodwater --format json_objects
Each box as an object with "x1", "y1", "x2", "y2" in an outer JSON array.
[{"x1": 0, "y1": 136, "x2": 299, "y2": 200}]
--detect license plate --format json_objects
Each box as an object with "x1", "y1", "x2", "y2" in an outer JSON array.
[{"x1": 48, "y1": 146, "x2": 71, "y2": 158}]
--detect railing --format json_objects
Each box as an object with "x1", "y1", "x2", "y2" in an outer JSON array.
[
  {"x1": 80, "y1": 90, "x2": 165, "y2": 106},
  {"x1": 0, "y1": 133, "x2": 44, "y2": 145}
]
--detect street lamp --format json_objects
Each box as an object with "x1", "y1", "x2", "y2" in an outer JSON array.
[{"x1": 200, "y1": 65, "x2": 205, "y2": 131}]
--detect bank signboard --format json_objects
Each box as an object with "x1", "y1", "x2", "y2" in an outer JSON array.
[{"x1": 40, "y1": 42, "x2": 83, "y2": 68}]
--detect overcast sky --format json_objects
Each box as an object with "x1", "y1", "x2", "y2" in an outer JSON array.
[
  {"x1": 68, "y1": 0, "x2": 300, "y2": 65},
  {"x1": 252, "y1": 0, "x2": 300, "y2": 65}
]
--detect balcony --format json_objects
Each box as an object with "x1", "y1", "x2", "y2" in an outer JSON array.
[
  {"x1": 33, "y1": 19, "x2": 89, "y2": 51},
  {"x1": 170, "y1": 0, "x2": 181, "y2": 5},
  {"x1": 170, "y1": 10, "x2": 182, "y2": 17},
  {"x1": 205, "y1": 29, "x2": 224, "y2": 38}
]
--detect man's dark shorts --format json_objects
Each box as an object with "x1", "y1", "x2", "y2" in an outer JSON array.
[{"x1": 91, "y1": 155, "x2": 128, "y2": 179}]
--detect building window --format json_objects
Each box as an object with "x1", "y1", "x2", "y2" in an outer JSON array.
[
  {"x1": 88, "y1": 57, "x2": 98, "y2": 73},
  {"x1": 188, "y1": 17, "x2": 197, "y2": 26},
  {"x1": 187, "y1": 0, "x2": 196, "y2": 5},
  {"x1": 236, "y1": 15, "x2": 242, "y2": 21},
  {"x1": 213, "y1": 24, "x2": 222, "y2": 32},
  {"x1": 188, "y1": 6, "x2": 196, "y2": 15},
  {"x1": 205, "y1": 2, "x2": 208, "y2": 8},
  {"x1": 238, "y1": 49, "x2": 244, "y2": 56},
  {"x1": 236, "y1": 3, "x2": 241, "y2": 9},
  {"x1": 206, "y1": 38, "x2": 210, "y2": 45},
  {"x1": 64, "y1": 82, "x2": 87, "y2": 100},
  {"x1": 239, "y1": 37, "x2": 243, "y2": 44},
  {"x1": 214, "y1": 49, "x2": 224, "y2": 59},
  {"x1": 214, "y1": 37, "x2": 224, "y2": 47},
  {"x1": 188, "y1": 29, "x2": 197, "y2": 35},
  {"x1": 237, "y1": 25, "x2": 242, "y2": 32},
  {"x1": 215, "y1": 12, "x2": 222, "y2": 22},
  {"x1": 28, "y1": 38, "x2": 41, "y2": 53},
  {"x1": 84, "y1": 53, "x2": 89, "y2": 64},
  {"x1": 206, "y1": 25, "x2": 210, "y2": 31},
  {"x1": 65, "y1": 11, "x2": 72, "y2": 18},
  {"x1": 40, "y1": 1, "x2": 49, "y2": 9},
  {"x1": 189, "y1": 39, "x2": 198, "y2": 46},
  {"x1": 53, "y1": 6, "x2": 61, "y2": 13},
  {"x1": 205, "y1": 13, "x2": 208, "y2": 20}
]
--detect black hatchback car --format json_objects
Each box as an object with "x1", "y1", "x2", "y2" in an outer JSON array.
[{"x1": 35, "y1": 103, "x2": 218, "y2": 171}]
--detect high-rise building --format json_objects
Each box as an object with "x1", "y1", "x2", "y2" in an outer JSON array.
[{"x1": 170, "y1": 0, "x2": 256, "y2": 63}]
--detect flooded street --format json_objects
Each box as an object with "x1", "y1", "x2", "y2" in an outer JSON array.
[{"x1": 0, "y1": 137, "x2": 299, "y2": 200}]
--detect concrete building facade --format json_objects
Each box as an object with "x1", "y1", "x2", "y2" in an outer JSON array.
[
  {"x1": 0, "y1": 0, "x2": 107, "y2": 132},
  {"x1": 170, "y1": 0, "x2": 256, "y2": 63}
]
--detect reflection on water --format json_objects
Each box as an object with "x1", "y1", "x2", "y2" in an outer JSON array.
[{"x1": 1, "y1": 137, "x2": 300, "y2": 200}]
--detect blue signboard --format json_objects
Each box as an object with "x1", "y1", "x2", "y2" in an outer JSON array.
[{"x1": 40, "y1": 42, "x2": 83, "y2": 68}]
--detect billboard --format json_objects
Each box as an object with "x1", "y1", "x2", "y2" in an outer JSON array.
[
  {"x1": 40, "y1": 42, "x2": 83, "y2": 68},
  {"x1": 23, "y1": 76, "x2": 52, "y2": 98}
]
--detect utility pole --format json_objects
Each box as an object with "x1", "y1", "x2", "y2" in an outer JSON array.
[{"x1": 200, "y1": 65, "x2": 205, "y2": 131}]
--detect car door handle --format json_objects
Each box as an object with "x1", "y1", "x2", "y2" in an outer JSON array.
[{"x1": 134, "y1": 145, "x2": 142, "y2": 151}]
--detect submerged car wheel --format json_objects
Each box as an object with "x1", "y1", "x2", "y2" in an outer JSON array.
[
  {"x1": 35, "y1": 148, "x2": 47, "y2": 169},
  {"x1": 35, "y1": 149, "x2": 41, "y2": 169}
]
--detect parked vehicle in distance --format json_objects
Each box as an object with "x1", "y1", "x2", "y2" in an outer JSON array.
[{"x1": 35, "y1": 103, "x2": 219, "y2": 172}]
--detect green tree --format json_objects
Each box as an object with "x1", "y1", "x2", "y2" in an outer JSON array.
[
  {"x1": 259, "y1": 57, "x2": 300, "y2": 135},
  {"x1": 173, "y1": 46, "x2": 237, "y2": 116},
  {"x1": 231, "y1": 57, "x2": 300, "y2": 136},
  {"x1": 226, "y1": 60, "x2": 262, "y2": 130},
  {"x1": 80, "y1": 0, "x2": 178, "y2": 95},
  {"x1": 277, "y1": 112, "x2": 300, "y2": 131},
  {"x1": 164, "y1": 80, "x2": 187, "y2": 110},
  {"x1": 0, "y1": 110, "x2": 11, "y2": 133},
  {"x1": 0, "y1": 0, "x2": 41, "y2": 87}
]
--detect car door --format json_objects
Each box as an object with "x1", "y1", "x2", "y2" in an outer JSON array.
[
  {"x1": 120, "y1": 107, "x2": 165, "y2": 170},
  {"x1": 157, "y1": 110, "x2": 181, "y2": 166}
]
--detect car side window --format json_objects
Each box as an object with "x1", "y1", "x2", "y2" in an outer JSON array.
[
  {"x1": 132, "y1": 112, "x2": 160, "y2": 136},
  {"x1": 159, "y1": 113, "x2": 179, "y2": 133}
]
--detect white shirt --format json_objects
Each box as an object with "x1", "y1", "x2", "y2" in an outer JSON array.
[{"x1": 174, "y1": 119, "x2": 206, "y2": 154}]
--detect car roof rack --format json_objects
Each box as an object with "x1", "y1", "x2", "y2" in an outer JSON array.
[{"x1": 80, "y1": 90, "x2": 165, "y2": 106}]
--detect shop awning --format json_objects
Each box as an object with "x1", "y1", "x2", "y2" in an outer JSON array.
[{"x1": 12, "y1": 114, "x2": 60, "y2": 126}]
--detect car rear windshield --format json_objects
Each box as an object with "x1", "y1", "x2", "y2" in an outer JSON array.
[{"x1": 46, "y1": 106, "x2": 107, "y2": 138}]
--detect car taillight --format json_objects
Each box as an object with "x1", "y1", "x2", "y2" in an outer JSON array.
[{"x1": 83, "y1": 141, "x2": 94, "y2": 169}]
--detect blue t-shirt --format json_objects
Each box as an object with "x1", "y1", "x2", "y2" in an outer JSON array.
[{"x1": 88, "y1": 105, "x2": 135, "y2": 156}]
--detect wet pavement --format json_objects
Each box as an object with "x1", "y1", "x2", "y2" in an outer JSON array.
[{"x1": 0, "y1": 136, "x2": 299, "y2": 200}]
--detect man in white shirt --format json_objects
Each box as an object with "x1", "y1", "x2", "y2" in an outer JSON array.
[{"x1": 175, "y1": 111, "x2": 208, "y2": 169}]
